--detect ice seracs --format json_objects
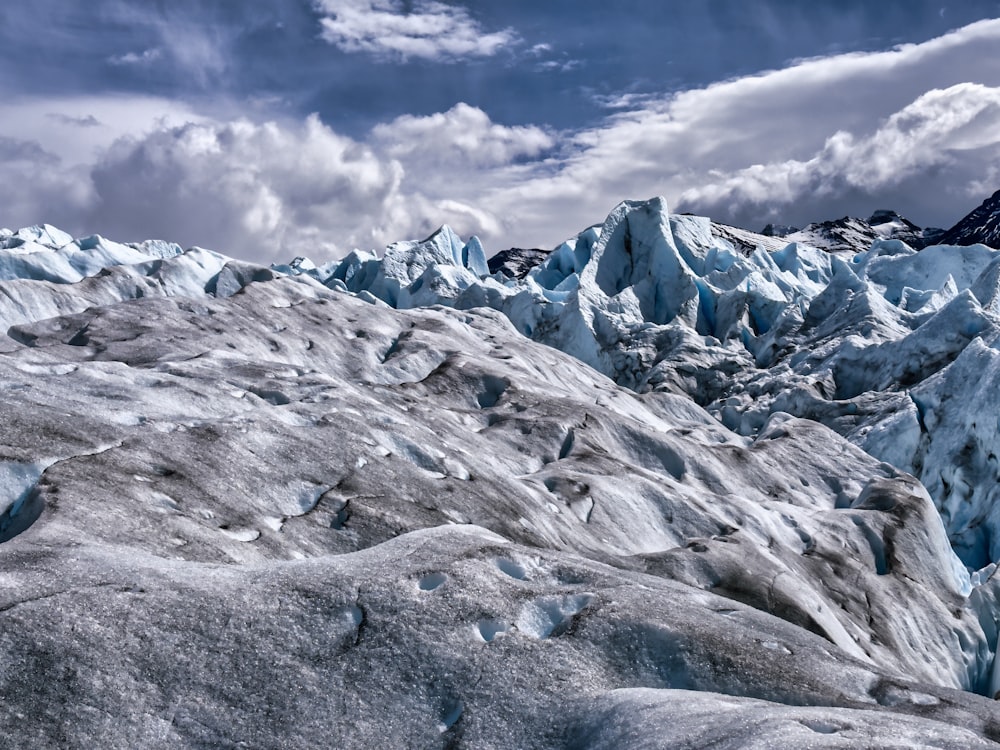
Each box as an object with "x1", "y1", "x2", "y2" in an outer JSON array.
[{"x1": 308, "y1": 194, "x2": 1000, "y2": 584}]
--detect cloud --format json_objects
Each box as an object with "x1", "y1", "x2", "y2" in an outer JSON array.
[
  {"x1": 314, "y1": 0, "x2": 517, "y2": 61},
  {"x1": 0, "y1": 137, "x2": 61, "y2": 166},
  {"x1": 0, "y1": 139, "x2": 93, "y2": 232},
  {"x1": 107, "y1": 48, "x2": 163, "y2": 66},
  {"x1": 6, "y1": 20, "x2": 1000, "y2": 263},
  {"x1": 0, "y1": 96, "x2": 206, "y2": 165},
  {"x1": 472, "y1": 17, "x2": 1000, "y2": 246},
  {"x1": 372, "y1": 103, "x2": 553, "y2": 170},
  {"x1": 80, "y1": 104, "x2": 554, "y2": 260},
  {"x1": 534, "y1": 59, "x2": 581, "y2": 74},
  {"x1": 0, "y1": 100, "x2": 546, "y2": 260},
  {"x1": 46, "y1": 113, "x2": 103, "y2": 128},
  {"x1": 86, "y1": 116, "x2": 409, "y2": 260},
  {"x1": 97, "y1": 3, "x2": 230, "y2": 86},
  {"x1": 368, "y1": 104, "x2": 557, "y2": 239},
  {"x1": 677, "y1": 83, "x2": 1000, "y2": 226}
]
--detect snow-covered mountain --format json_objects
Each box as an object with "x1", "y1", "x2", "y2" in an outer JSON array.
[
  {"x1": 488, "y1": 206, "x2": 950, "y2": 281},
  {"x1": 779, "y1": 209, "x2": 944, "y2": 255},
  {"x1": 4, "y1": 203, "x2": 1000, "y2": 747},
  {"x1": 939, "y1": 189, "x2": 1000, "y2": 248}
]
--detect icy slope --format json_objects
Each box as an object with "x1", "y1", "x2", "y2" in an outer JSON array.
[{"x1": 2, "y1": 217, "x2": 1000, "y2": 746}]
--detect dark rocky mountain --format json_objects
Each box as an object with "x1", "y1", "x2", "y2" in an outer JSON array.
[
  {"x1": 938, "y1": 189, "x2": 1000, "y2": 248},
  {"x1": 488, "y1": 247, "x2": 551, "y2": 279}
]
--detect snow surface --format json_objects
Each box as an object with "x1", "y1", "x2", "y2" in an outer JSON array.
[{"x1": 2, "y1": 209, "x2": 1000, "y2": 746}]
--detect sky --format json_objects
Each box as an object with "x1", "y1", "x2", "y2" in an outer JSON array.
[{"x1": 2, "y1": 1, "x2": 1000, "y2": 262}]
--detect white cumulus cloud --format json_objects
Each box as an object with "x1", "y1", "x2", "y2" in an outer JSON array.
[
  {"x1": 372, "y1": 103, "x2": 553, "y2": 171},
  {"x1": 314, "y1": 0, "x2": 516, "y2": 61},
  {"x1": 87, "y1": 116, "x2": 409, "y2": 261},
  {"x1": 677, "y1": 83, "x2": 1000, "y2": 225}
]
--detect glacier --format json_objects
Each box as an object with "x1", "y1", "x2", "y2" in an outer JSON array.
[
  {"x1": 307, "y1": 197, "x2": 1000, "y2": 574},
  {"x1": 2, "y1": 201, "x2": 1000, "y2": 747}
]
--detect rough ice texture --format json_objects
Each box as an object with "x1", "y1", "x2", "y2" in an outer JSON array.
[{"x1": 2, "y1": 209, "x2": 1000, "y2": 747}]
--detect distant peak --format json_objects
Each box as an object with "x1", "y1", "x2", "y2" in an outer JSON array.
[
  {"x1": 869, "y1": 209, "x2": 902, "y2": 225},
  {"x1": 761, "y1": 223, "x2": 799, "y2": 238},
  {"x1": 937, "y1": 188, "x2": 1000, "y2": 248}
]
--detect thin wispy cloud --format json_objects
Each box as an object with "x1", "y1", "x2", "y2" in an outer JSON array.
[
  {"x1": 46, "y1": 113, "x2": 103, "y2": 128},
  {"x1": 107, "y1": 48, "x2": 163, "y2": 66},
  {"x1": 314, "y1": 0, "x2": 517, "y2": 62},
  {"x1": 0, "y1": 137, "x2": 61, "y2": 166}
]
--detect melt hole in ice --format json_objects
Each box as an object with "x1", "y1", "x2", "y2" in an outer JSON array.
[
  {"x1": 248, "y1": 387, "x2": 291, "y2": 406},
  {"x1": 330, "y1": 499, "x2": 350, "y2": 530},
  {"x1": 516, "y1": 594, "x2": 595, "y2": 639},
  {"x1": 348, "y1": 605, "x2": 364, "y2": 629},
  {"x1": 799, "y1": 720, "x2": 842, "y2": 735},
  {"x1": 761, "y1": 640, "x2": 792, "y2": 655},
  {"x1": 149, "y1": 491, "x2": 180, "y2": 513},
  {"x1": 477, "y1": 619, "x2": 510, "y2": 642},
  {"x1": 558, "y1": 429, "x2": 575, "y2": 460},
  {"x1": 438, "y1": 701, "x2": 464, "y2": 733},
  {"x1": 475, "y1": 375, "x2": 509, "y2": 409},
  {"x1": 219, "y1": 526, "x2": 261, "y2": 543},
  {"x1": 262, "y1": 516, "x2": 285, "y2": 532},
  {"x1": 444, "y1": 458, "x2": 471, "y2": 480},
  {"x1": 495, "y1": 558, "x2": 528, "y2": 580},
  {"x1": 283, "y1": 482, "x2": 327, "y2": 517},
  {"x1": 0, "y1": 461, "x2": 48, "y2": 544},
  {"x1": 851, "y1": 516, "x2": 889, "y2": 575},
  {"x1": 418, "y1": 572, "x2": 448, "y2": 591}
]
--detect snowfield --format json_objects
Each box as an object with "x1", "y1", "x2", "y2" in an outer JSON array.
[{"x1": 3, "y1": 199, "x2": 1000, "y2": 747}]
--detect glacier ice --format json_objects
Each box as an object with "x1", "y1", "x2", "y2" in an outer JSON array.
[
  {"x1": 2, "y1": 206, "x2": 1000, "y2": 746},
  {"x1": 308, "y1": 197, "x2": 1000, "y2": 576}
]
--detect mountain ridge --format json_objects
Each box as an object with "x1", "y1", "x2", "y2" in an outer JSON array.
[
  {"x1": 483, "y1": 191, "x2": 994, "y2": 275},
  {"x1": 938, "y1": 189, "x2": 1000, "y2": 248}
]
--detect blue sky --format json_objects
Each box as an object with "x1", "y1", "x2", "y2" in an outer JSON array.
[{"x1": 2, "y1": 1, "x2": 1000, "y2": 261}]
